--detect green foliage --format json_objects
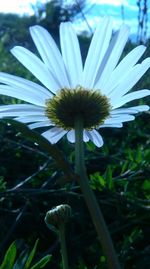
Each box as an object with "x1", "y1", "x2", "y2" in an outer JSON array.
[
  {"x1": 0, "y1": 241, "x2": 17, "y2": 269},
  {"x1": 90, "y1": 172, "x2": 106, "y2": 190},
  {"x1": 142, "y1": 180, "x2": 150, "y2": 199},
  {"x1": 24, "y1": 239, "x2": 39, "y2": 269},
  {"x1": 0, "y1": 240, "x2": 51, "y2": 269},
  {"x1": 30, "y1": 256, "x2": 52, "y2": 269},
  {"x1": 76, "y1": 260, "x2": 88, "y2": 269},
  {"x1": 0, "y1": 176, "x2": 7, "y2": 191}
]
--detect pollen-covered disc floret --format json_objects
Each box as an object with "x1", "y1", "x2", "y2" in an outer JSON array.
[{"x1": 45, "y1": 86, "x2": 111, "y2": 130}]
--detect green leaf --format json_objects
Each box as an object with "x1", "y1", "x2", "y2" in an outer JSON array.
[
  {"x1": 0, "y1": 241, "x2": 17, "y2": 269},
  {"x1": 105, "y1": 166, "x2": 114, "y2": 190},
  {"x1": 77, "y1": 260, "x2": 88, "y2": 269},
  {"x1": 142, "y1": 180, "x2": 150, "y2": 191},
  {"x1": 13, "y1": 249, "x2": 29, "y2": 269},
  {"x1": 0, "y1": 176, "x2": 7, "y2": 191},
  {"x1": 100, "y1": 255, "x2": 106, "y2": 263},
  {"x1": 121, "y1": 160, "x2": 129, "y2": 174},
  {"x1": 90, "y1": 172, "x2": 106, "y2": 190},
  {"x1": 23, "y1": 239, "x2": 39, "y2": 269},
  {"x1": 30, "y1": 255, "x2": 52, "y2": 269},
  {"x1": 129, "y1": 228, "x2": 142, "y2": 244},
  {"x1": 126, "y1": 148, "x2": 134, "y2": 161},
  {"x1": 135, "y1": 147, "x2": 142, "y2": 163},
  {"x1": 86, "y1": 141, "x2": 96, "y2": 151},
  {"x1": 142, "y1": 180, "x2": 150, "y2": 199},
  {"x1": 98, "y1": 175, "x2": 106, "y2": 188}
]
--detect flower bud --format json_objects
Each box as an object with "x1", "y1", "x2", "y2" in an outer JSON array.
[{"x1": 45, "y1": 204, "x2": 72, "y2": 230}]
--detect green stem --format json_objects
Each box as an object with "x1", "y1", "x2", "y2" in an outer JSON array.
[
  {"x1": 59, "y1": 225, "x2": 69, "y2": 269},
  {"x1": 74, "y1": 118, "x2": 121, "y2": 269}
]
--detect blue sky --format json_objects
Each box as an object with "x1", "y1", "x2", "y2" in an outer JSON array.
[
  {"x1": 74, "y1": 0, "x2": 150, "y2": 40},
  {"x1": 0, "y1": 0, "x2": 47, "y2": 14},
  {"x1": 0, "y1": 0, "x2": 149, "y2": 40}
]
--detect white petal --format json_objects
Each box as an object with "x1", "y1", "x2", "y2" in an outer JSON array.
[
  {"x1": 60, "y1": 22, "x2": 83, "y2": 88},
  {"x1": 0, "y1": 85, "x2": 46, "y2": 106},
  {"x1": 100, "y1": 123, "x2": 123, "y2": 128},
  {"x1": 109, "y1": 114, "x2": 135, "y2": 119},
  {"x1": 83, "y1": 131, "x2": 90, "y2": 142},
  {"x1": 111, "y1": 105, "x2": 149, "y2": 115},
  {"x1": 42, "y1": 127, "x2": 67, "y2": 144},
  {"x1": 67, "y1": 130, "x2": 90, "y2": 143},
  {"x1": 104, "y1": 115, "x2": 135, "y2": 124},
  {"x1": 30, "y1": 26, "x2": 69, "y2": 88},
  {"x1": 86, "y1": 129, "x2": 104, "y2": 147},
  {"x1": 103, "y1": 45, "x2": 146, "y2": 94},
  {"x1": 95, "y1": 24, "x2": 129, "y2": 91},
  {"x1": 0, "y1": 72, "x2": 52, "y2": 99},
  {"x1": 0, "y1": 104, "x2": 44, "y2": 118},
  {"x1": 82, "y1": 17, "x2": 112, "y2": 88},
  {"x1": 112, "y1": 89, "x2": 150, "y2": 109},
  {"x1": 67, "y1": 130, "x2": 75, "y2": 143},
  {"x1": 11, "y1": 46, "x2": 60, "y2": 94},
  {"x1": 28, "y1": 121, "x2": 53, "y2": 129},
  {"x1": 109, "y1": 57, "x2": 150, "y2": 100},
  {"x1": 15, "y1": 115, "x2": 48, "y2": 123},
  {"x1": 0, "y1": 104, "x2": 43, "y2": 111}
]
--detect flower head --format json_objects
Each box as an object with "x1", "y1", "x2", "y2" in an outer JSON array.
[{"x1": 0, "y1": 17, "x2": 149, "y2": 147}]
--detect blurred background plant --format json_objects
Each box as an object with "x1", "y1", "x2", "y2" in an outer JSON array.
[
  {"x1": 0, "y1": 0, "x2": 150, "y2": 269},
  {"x1": 0, "y1": 239, "x2": 51, "y2": 269}
]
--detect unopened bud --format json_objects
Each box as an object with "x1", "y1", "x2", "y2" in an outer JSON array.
[{"x1": 45, "y1": 204, "x2": 72, "y2": 230}]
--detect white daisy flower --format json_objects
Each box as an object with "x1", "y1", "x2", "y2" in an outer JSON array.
[{"x1": 0, "y1": 17, "x2": 150, "y2": 147}]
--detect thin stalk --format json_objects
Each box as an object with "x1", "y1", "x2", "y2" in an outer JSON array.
[
  {"x1": 74, "y1": 117, "x2": 121, "y2": 269},
  {"x1": 59, "y1": 225, "x2": 69, "y2": 269}
]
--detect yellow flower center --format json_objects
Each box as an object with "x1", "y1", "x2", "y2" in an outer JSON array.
[{"x1": 45, "y1": 86, "x2": 111, "y2": 130}]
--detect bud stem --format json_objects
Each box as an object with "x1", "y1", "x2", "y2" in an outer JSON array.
[
  {"x1": 74, "y1": 117, "x2": 121, "y2": 269},
  {"x1": 59, "y1": 225, "x2": 69, "y2": 269}
]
